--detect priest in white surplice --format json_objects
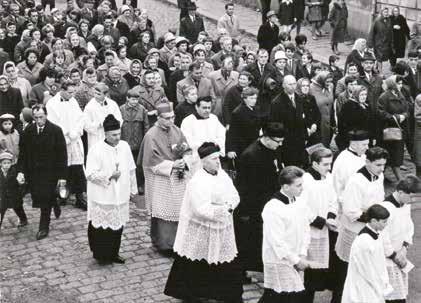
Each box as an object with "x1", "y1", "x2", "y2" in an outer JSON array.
[
  {"x1": 342, "y1": 204, "x2": 393, "y2": 303},
  {"x1": 83, "y1": 82, "x2": 122, "y2": 150},
  {"x1": 335, "y1": 147, "x2": 388, "y2": 301},
  {"x1": 260, "y1": 166, "x2": 316, "y2": 303},
  {"x1": 380, "y1": 176, "x2": 419, "y2": 303},
  {"x1": 86, "y1": 114, "x2": 138, "y2": 265},
  {"x1": 164, "y1": 142, "x2": 243, "y2": 303},
  {"x1": 46, "y1": 80, "x2": 87, "y2": 209},
  {"x1": 180, "y1": 96, "x2": 225, "y2": 172}
]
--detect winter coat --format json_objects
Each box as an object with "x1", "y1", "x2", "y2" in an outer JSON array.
[
  {"x1": 120, "y1": 102, "x2": 149, "y2": 151},
  {"x1": 368, "y1": 16, "x2": 393, "y2": 61},
  {"x1": 390, "y1": 15, "x2": 410, "y2": 58},
  {"x1": 329, "y1": 3, "x2": 348, "y2": 44},
  {"x1": 306, "y1": 0, "x2": 323, "y2": 23},
  {"x1": 0, "y1": 166, "x2": 23, "y2": 210}
]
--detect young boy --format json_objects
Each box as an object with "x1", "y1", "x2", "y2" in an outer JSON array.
[
  {"x1": 0, "y1": 151, "x2": 27, "y2": 229},
  {"x1": 342, "y1": 204, "x2": 393, "y2": 303},
  {"x1": 174, "y1": 86, "x2": 198, "y2": 127}
]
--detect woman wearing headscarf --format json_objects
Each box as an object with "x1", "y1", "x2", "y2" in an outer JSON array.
[
  {"x1": 337, "y1": 85, "x2": 374, "y2": 150},
  {"x1": 344, "y1": 38, "x2": 367, "y2": 75},
  {"x1": 116, "y1": 5, "x2": 135, "y2": 40},
  {"x1": 296, "y1": 77, "x2": 321, "y2": 147},
  {"x1": 3, "y1": 61, "x2": 32, "y2": 107},
  {"x1": 378, "y1": 75, "x2": 411, "y2": 181},
  {"x1": 310, "y1": 71, "x2": 334, "y2": 147},
  {"x1": 124, "y1": 59, "x2": 143, "y2": 88}
]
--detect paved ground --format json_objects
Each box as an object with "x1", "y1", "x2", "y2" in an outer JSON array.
[{"x1": 0, "y1": 0, "x2": 417, "y2": 302}]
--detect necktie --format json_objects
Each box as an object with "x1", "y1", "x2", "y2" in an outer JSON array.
[
  {"x1": 371, "y1": 174, "x2": 378, "y2": 182},
  {"x1": 260, "y1": 64, "x2": 264, "y2": 75},
  {"x1": 230, "y1": 16, "x2": 233, "y2": 25},
  {"x1": 289, "y1": 60, "x2": 293, "y2": 70},
  {"x1": 290, "y1": 95, "x2": 296, "y2": 108},
  {"x1": 38, "y1": 127, "x2": 43, "y2": 135}
]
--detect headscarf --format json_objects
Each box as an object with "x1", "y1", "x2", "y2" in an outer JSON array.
[
  {"x1": 2, "y1": 61, "x2": 16, "y2": 78},
  {"x1": 351, "y1": 85, "x2": 368, "y2": 107},
  {"x1": 117, "y1": 7, "x2": 135, "y2": 29},
  {"x1": 312, "y1": 71, "x2": 333, "y2": 90},
  {"x1": 384, "y1": 75, "x2": 405, "y2": 100},
  {"x1": 129, "y1": 59, "x2": 142, "y2": 76},
  {"x1": 295, "y1": 77, "x2": 311, "y2": 96}
]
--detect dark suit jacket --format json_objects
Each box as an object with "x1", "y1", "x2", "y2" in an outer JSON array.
[
  {"x1": 179, "y1": 15, "x2": 205, "y2": 44},
  {"x1": 269, "y1": 92, "x2": 307, "y2": 166},
  {"x1": 257, "y1": 21, "x2": 279, "y2": 54},
  {"x1": 226, "y1": 103, "x2": 262, "y2": 155},
  {"x1": 243, "y1": 62, "x2": 276, "y2": 89},
  {"x1": 0, "y1": 87, "x2": 24, "y2": 120},
  {"x1": 406, "y1": 66, "x2": 421, "y2": 98},
  {"x1": 17, "y1": 120, "x2": 67, "y2": 208}
]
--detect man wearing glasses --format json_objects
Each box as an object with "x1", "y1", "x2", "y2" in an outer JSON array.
[
  {"x1": 139, "y1": 102, "x2": 191, "y2": 255},
  {"x1": 235, "y1": 122, "x2": 285, "y2": 281}
]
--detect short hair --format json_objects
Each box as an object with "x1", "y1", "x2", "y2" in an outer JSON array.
[
  {"x1": 94, "y1": 82, "x2": 109, "y2": 93},
  {"x1": 347, "y1": 62, "x2": 358, "y2": 70},
  {"x1": 225, "y1": 3, "x2": 234, "y2": 9},
  {"x1": 366, "y1": 204, "x2": 390, "y2": 221},
  {"x1": 279, "y1": 31, "x2": 291, "y2": 42},
  {"x1": 84, "y1": 67, "x2": 96, "y2": 75},
  {"x1": 188, "y1": 61, "x2": 202, "y2": 72},
  {"x1": 257, "y1": 48, "x2": 268, "y2": 56},
  {"x1": 366, "y1": 146, "x2": 389, "y2": 162},
  {"x1": 143, "y1": 69, "x2": 155, "y2": 77},
  {"x1": 241, "y1": 87, "x2": 258, "y2": 98},
  {"x1": 61, "y1": 79, "x2": 76, "y2": 91},
  {"x1": 345, "y1": 75, "x2": 358, "y2": 86},
  {"x1": 101, "y1": 35, "x2": 114, "y2": 45},
  {"x1": 284, "y1": 42, "x2": 296, "y2": 52},
  {"x1": 127, "y1": 88, "x2": 140, "y2": 98},
  {"x1": 30, "y1": 28, "x2": 41, "y2": 37},
  {"x1": 310, "y1": 147, "x2": 333, "y2": 164},
  {"x1": 24, "y1": 48, "x2": 39, "y2": 60},
  {"x1": 41, "y1": 24, "x2": 54, "y2": 36},
  {"x1": 183, "y1": 85, "x2": 197, "y2": 97},
  {"x1": 239, "y1": 71, "x2": 254, "y2": 82},
  {"x1": 196, "y1": 96, "x2": 212, "y2": 107},
  {"x1": 53, "y1": 50, "x2": 66, "y2": 60},
  {"x1": 104, "y1": 50, "x2": 115, "y2": 58},
  {"x1": 70, "y1": 68, "x2": 81, "y2": 75},
  {"x1": 38, "y1": 68, "x2": 57, "y2": 82},
  {"x1": 278, "y1": 166, "x2": 304, "y2": 186},
  {"x1": 396, "y1": 175, "x2": 420, "y2": 194},
  {"x1": 32, "y1": 104, "x2": 47, "y2": 115},
  {"x1": 302, "y1": 52, "x2": 313, "y2": 61},
  {"x1": 295, "y1": 34, "x2": 307, "y2": 45}
]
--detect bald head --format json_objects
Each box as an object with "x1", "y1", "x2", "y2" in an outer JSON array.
[{"x1": 283, "y1": 75, "x2": 297, "y2": 94}]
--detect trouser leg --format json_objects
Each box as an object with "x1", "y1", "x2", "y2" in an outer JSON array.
[
  {"x1": 13, "y1": 206, "x2": 27, "y2": 223},
  {"x1": 68, "y1": 165, "x2": 86, "y2": 195},
  {"x1": 39, "y1": 207, "x2": 52, "y2": 231},
  {"x1": 0, "y1": 208, "x2": 6, "y2": 228},
  {"x1": 386, "y1": 300, "x2": 406, "y2": 303},
  {"x1": 261, "y1": 0, "x2": 271, "y2": 24}
]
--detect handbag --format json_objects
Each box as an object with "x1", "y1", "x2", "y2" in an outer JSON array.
[{"x1": 383, "y1": 116, "x2": 403, "y2": 141}]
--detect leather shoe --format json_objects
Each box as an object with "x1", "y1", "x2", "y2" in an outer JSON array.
[
  {"x1": 36, "y1": 230, "x2": 49, "y2": 240},
  {"x1": 113, "y1": 255, "x2": 126, "y2": 264},
  {"x1": 18, "y1": 220, "x2": 28, "y2": 227},
  {"x1": 53, "y1": 205, "x2": 61, "y2": 219}
]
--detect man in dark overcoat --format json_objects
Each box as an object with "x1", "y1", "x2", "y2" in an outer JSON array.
[
  {"x1": 17, "y1": 104, "x2": 67, "y2": 240},
  {"x1": 257, "y1": 10, "x2": 279, "y2": 55},
  {"x1": 269, "y1": 75, "x2": 308, "y2": 167},
  {"x1": 179, "y1": 4, "x2": 204, "y2": 44},
  {"x1": 235, "y1": 122, "x2": 284, "y2": 276}
]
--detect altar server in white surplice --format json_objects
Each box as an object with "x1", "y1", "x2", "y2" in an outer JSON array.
[
  {"x1": 342, "y1": 204, "x2": 393, "y2": 303},
  {"x1": 300, "y1": 148, "x2": 339, "y2": 302},
  {"x1": 260, "y1": 166, "x2": 316, "y2": 303},
  {"x1": 86, "y1": 114, "x2": 137, "y2": 265},
  {"x1": 380, "y1": 175, "x2": 420, "y2": 303},
  {"x1": 46, "y1": 80, "x2": 87, "y2": 209},
  {"x1": 83, "y1": 82, "x2": 122, "y2": 150},
  {"x1": 335, "y1": 147, "x2": 388, "y2": 301}
]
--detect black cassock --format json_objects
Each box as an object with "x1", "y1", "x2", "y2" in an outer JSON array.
[{"x1": 235, "y1": 140, "x2": 280, "y2": 272}]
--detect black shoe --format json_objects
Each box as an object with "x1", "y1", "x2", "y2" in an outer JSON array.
[
  {"x1": 53, "y1": 205, "x2": 61, "y2": 219},
  {"x1": 242, "y1": 275, "x2": 252, "y2": 284},
  {"x1": 75, "y1": 194, "x2": 87, "y2": 211},
  {"x1": 113, "y1": 255, "x2": 126, "y2": 264},
  {"x1": 36, "y1": 230, "x2": 49, "y2": 240},
  {"x1": 18, "y1": 220, "x2": 28, "y2": 227},
  {"x1": 59, "y1": 198, "x2": 67, "y2": 206}
]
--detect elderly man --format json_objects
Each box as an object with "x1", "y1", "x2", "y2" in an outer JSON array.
[
  {"x1": 159, "y1": 32, "x2": 177, "y2": 65},
  {"x1": 217, "y1": 3, "x2": 241, "y2": 40},
  {"x1": 165, "y1": 142, "x2": 243, "y2": 303},
  {"x1": 179, "y1": 3, "x2": 205, "y2": 44},
  {"x1": 86, "y1": 114, "x2": 138, "y2": 265},
  {"x1": 104, "y1": 66, "x2": 130, "y2": 106},
  {"x1": 270, "y1": 75, "x2": 307, "y2": 167},
  {"x1": 17, "y1": 105, "x2": 67, "y2": 240},
  {"x1": 176, "y1": 61, "x2": 216, "y2": 104},
  {"x1": 139, "y1": 103, "x2": 191, "y2": 254},
  {"x1": 211, "y1": 36, "x2": 234, "y2": 70},
  {"x1": 84, "y1": 82, "x2": 122, "y2": 150},
  {"x1": 236, "y1": 122, "x2": 285, "y2": 276},
  {"x1": 46, "y1": 80, "x2": 87, "y2": 210}
]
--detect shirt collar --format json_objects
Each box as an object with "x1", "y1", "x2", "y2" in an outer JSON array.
[{"x1": 358, "y1": 166, "x2": 379, "y2": 182}]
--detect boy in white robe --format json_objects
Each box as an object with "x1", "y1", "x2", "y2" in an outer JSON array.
[
  {"x1": 342, "y1": 204, "x2": 393, "y2": 303},
  {"x1": 335, "y1": 147, "x2": 388, "y2": 301},
  {"x1": 301, "y1": 148, "x2": 338, "y2": 302},
  {"x1": 46, "y1": 80, "x2": 87, "y2": 209},
  {"x1": 260, "y1": 166, "x2": 318, "y2": 303},
  {"x1": 381, "y1": 175, "x2": 420, "y2": 303},
  {"x1": 83, "y1": 82, "x2": 122, "y2": 150}
]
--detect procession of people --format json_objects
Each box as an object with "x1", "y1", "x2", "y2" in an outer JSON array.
[{"x1": 0, "y1": 0, "x2": 420, "y2": 302}]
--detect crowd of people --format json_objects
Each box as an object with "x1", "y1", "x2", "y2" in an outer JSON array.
[{"x1": 0, "y1": 0, "x2": 420, "y2": 302}]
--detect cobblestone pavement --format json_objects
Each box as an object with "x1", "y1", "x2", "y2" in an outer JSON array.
[{"x1": 0, "y1": 0, "x2": 417, "y2": 302}]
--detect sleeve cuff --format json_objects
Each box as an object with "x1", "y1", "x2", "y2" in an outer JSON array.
[
  {"x1": 310, "y1": 216, "x2": 326, "y2": 230},
  {"x1": 327, "y1": 212, "x2": 337, "y2": 220},
  {"x1": 388, "y1": 252, "x2": 397, "y2": 260},
  {"x1": 403, "y1": 241, "x2": 410, "y2": 248}
]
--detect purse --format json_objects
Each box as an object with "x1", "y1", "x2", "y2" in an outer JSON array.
[{"x1": 383, "y1": 116, "x2": 403, "y2": 141}]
